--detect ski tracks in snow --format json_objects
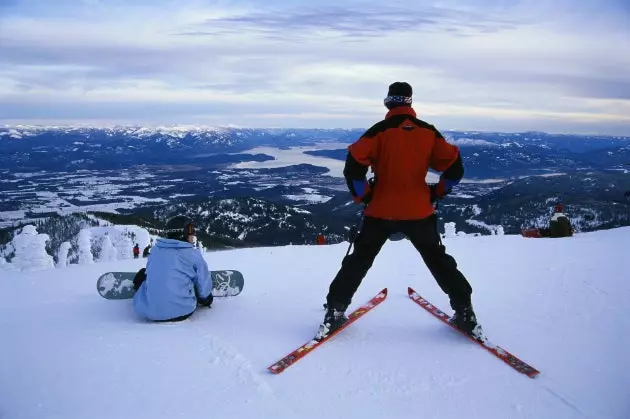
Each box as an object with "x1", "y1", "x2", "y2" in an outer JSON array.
[{"x1": 187, "y1": 315, "x2": 296, "y2": 419}]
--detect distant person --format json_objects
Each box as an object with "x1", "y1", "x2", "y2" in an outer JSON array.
[
  {"x1": 315, "y1": 81, "x2": 483, "y2": 341},
  {"x1": 542, "y1": 203, "x2": 573, "y2": 238},
  {"x1": 316, "y1": 234, "x2": 326, "y2": 245},
  {"x1": 132, "y1": 216, "x2": 213, "y2": 322},
  {"x1": 525, "y1": 203, "x2": 574, "y2": 238},
  {"x1": 142, "y1": 244, "x2": 151, "y2": 258},
  {"x1": 133, "y1": 244, "x2": 140, "y2": 259}
]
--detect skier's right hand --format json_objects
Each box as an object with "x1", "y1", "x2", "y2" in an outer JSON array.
[{"x1": 429, "y1": 184, "x2": 441, "y2": 203}]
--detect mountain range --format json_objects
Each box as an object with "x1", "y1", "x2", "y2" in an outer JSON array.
[{"x1": 1, "y1": 126, "x2": 629, "y2": 252}]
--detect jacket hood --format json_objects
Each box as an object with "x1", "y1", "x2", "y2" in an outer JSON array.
[{"x1": 155, "y1": 238, "x2": 194, "y2": 249}]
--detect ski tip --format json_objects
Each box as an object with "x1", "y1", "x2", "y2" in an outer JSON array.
[
  {"x1": 381, "y1": 288, "x2": 388, "y2": 296},
  {"x1": 267, "y1": 366, "x2": 282, "y2": 374},
  {"x1": 407, "y1": 286, "x2": 416, "y2": 295}
]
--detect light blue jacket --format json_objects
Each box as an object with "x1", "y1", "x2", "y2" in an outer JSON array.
[{"x1": 133, "y1": 238, "x2": 212, "y2": 321}]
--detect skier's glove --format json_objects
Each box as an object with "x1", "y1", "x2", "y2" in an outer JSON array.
[
  {"x1": 429, "y1": 178, "x2": 455, "y2": 203},
  {"x1": 197, "y1": 293, "x2": 213, "y2": 308},
  {"x1": 429, "y1": 184, "x2": 441, "y2": 203},
  {"x1": 351, "y1": 178, "x2": 376, "y2": 205}
]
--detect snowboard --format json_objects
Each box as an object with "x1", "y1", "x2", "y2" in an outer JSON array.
[{"x1": 97, "y1": 270, "x2": 245, "y2": 300}]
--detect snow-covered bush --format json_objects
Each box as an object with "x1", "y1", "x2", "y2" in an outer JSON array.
[
  {"x1": 10, "y1": 225, "x2": 55, "y2": 271},
  {"x1": 77, "y1": 229, "x2": 94, "y2": 265},
  {"x1": 97, "y1": 234, "x2": 116, "y2": 262},
  {"x1": 57, "y1": 242, "x2": 72, "y2": 268},
  {"x1": 444, "y1": 222, "x2": 457, "y2": 238}
]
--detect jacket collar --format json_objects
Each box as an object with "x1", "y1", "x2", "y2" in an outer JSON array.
[{"x1": 385, "y1": 106, "x2": 416, "y2": 119}]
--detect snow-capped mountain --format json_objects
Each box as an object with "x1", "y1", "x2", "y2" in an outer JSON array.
[
  {"x1": 1, "y1": 126, "x2": 628, "y2": 175},
  {"x1": 1, "y1": 126, "x2": 629, "y2": 243}
]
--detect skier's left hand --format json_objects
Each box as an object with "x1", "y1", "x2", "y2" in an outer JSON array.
[{"x1": 197, "y1": 293, "x2": 213, "y2": 308}]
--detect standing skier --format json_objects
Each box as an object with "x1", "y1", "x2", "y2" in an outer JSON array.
[{"x1": 316, "y1": 82, "x2": 483, "y2": 340}]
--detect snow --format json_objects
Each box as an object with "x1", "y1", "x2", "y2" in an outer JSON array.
[
  {"x1": 57, "y1": 241, "x2": 72, "y2": 268},
  {"x1": 7, "y1": 225, "x2": 54, "y2": 271},
  {"x1": 283, "y1": 194, "x2": 333, "y2": 204},
  {"x1": 0, "y1": 228, "x2": 629, "y2": 418}
]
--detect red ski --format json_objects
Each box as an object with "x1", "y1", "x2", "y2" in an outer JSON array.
[
  {"x1": 408, "y1": 287, "x2": 540, "y2": 378},
  {"x1": 268, "y1": 288, "x2": 388, "y2": 374}
]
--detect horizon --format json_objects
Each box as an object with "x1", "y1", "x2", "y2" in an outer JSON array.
[
  {"x1": 2, "y1": 123, "x2": 630, "y2": 138},
  {"x1": 1, "y1": 0, "x2": 629, "y2": 136}
]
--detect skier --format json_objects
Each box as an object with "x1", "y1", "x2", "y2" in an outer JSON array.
[
  {"x1": 132, "y1": 244, "x2": 140, "y2": 259},
  {"x1": 316, "y1": 234, "x2": 326, "y2": 245},
  {"x1": 316, "y1": 81, "x2": 483, "y2": 340},
  {"x1": 142, "y1": 244, "x2": 151, "y2": 258},
  {"x1": 132, "y1": 216, "x2": 213, "y2": 322}
]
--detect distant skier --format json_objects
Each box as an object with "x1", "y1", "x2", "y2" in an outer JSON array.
[
  {"x1": 131, "y1": 216, "x2": 213, "y2": 322},
  {"x1": 316, "y1": 81, "x2": 483, "y2": 341},
  {"x1": 142, "y1": 244, "x2": 151, "y2": 258},
  {"x1": 133, "y1": 244, "x2": 140, "y2": 259},
  {"x1": 316, "y1": 234, "x2": 326, "y2": 245}
]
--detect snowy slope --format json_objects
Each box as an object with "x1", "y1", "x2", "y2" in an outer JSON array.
[{"x1": 1, "y1": 228, "x2": 629, "y2": 419}]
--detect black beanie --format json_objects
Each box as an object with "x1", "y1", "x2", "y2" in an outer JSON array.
[
  {"x1": 384, "y1": 82, "x2": 412, "y2": 109},
  {"x1": 387, "y1": 82, "x2": 412, "y2": 97},
  {"x1": 164, "y1": 215, "x2": 196, "y2": 241}
]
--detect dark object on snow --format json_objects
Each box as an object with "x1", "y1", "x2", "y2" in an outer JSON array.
[{"x1": 133, "y1": 267, "x2": 146, "y2": 291}]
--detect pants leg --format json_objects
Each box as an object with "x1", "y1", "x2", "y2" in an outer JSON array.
[
  {"x1": 401, "y1": 215, "x2": 473, "y2": 308},
  {"x1": 133, "y1": 268, "x2": 147, "y2": 291},
  {"x1": 155, "y1": 311, "x2": 194, "y2": 323},
  {"x1": 326, "y1": 216, "x2": 390, "y2": 308}
]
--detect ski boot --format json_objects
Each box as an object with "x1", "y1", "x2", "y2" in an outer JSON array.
[
  {"x1": 449, "y1": 302, "x2": 486, "y2": 342},
  {"x1": 315, "y1": 302, "x2": 348, "y2": 341}
]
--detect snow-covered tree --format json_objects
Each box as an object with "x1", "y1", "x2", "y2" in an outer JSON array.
[
  {"x1": 57, "y1": 242, "x2": 72, "y2": 268},
  {"x1": 97, "y1": 234, "x2": 116, "y2": 262},
  {"x1": 10, "y1": 225, "x2": 55, "y2": 271},
  {"x1": 116, "y1": 234, "x2": 133, "y2": 260},
  {"x1": 496, "y1": 225, "x2": 505, "y2": 236},
  {"x1": 77, "y1": 229, "x2": 94, "y2": 265},
  {"x1": 444, "y1": 222, "x2": 457, "y2": 239}
]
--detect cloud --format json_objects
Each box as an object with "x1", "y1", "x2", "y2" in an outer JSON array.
[
  {"x1": 0, "y1": 0, "x2": 628, "y2": 135},
  {"x1": 182, "y1": 4, "x2": 522, "y2": 38}
]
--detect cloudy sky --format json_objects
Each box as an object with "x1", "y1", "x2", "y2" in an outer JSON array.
[{"x1": 1, "y1": 0, "x2": 629, "y2": 135}]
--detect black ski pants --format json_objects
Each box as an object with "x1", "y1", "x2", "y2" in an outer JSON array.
[{"x1": 326, "y1": 214, "x2": 473, "y2": 309}]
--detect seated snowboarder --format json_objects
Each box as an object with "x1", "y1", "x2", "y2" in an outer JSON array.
[
  {"x1": 132, "y1": 216, "x2": 213, "y2": 322},
  {"x1": 538, "y1": 203, "x2": 573, "y2": 238}
]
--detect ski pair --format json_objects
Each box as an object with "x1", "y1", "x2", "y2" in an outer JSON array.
[{"x1": 267, "y1": 287, "x2": 540, "y2": 378}]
